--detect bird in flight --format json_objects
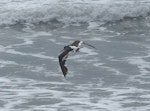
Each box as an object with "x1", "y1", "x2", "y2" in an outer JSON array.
[{"x1": 58, "y1": 40, "x2": 96, "y2": 78}]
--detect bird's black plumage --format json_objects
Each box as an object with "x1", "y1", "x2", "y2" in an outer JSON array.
[
  {"x1": 58, "y1": 45, "x2": 73, "y2": 77},
  {"x1": 58, "y1": 40, "x2": 96, "y2": 77},
  {"x1": 70, "y1": 40, "x2": 81, "y2": 47}
]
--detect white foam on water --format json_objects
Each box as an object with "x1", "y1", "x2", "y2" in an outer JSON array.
[
  {"x1": 93, "y1": 62, "x2": 105, "y2": 67},
  {"x1": 0, "y1": 59, "x2": 18, "y2": 67},
  {"x1": 0, "y1": 45, "x2": 6, "y2": 52},
  {"x1": 30, "y1": 66, "x2": 45, "y2": 72},
  {"x1": 4, "y1": 31, "x2": 52, "y2": 50},
  {"x1": 87, "y1": 22, "x2": 100, "y2": 30},
  {"x1": 0, "y1": 46, "x2": 57, "y2": 61},
  {"x1": 125, "y1": 56, "x2": 150, "y2": 75},
  {"x1": 0, "y1": 74, "x2": 150, "y2": 111},
  {"x1": 88, "y1": 37, "x2": 104, "y2": 41},
  {"x1": 5, "y1": 38, "x2": 34, "y2": 49},
  {"x1": 1, "y1": 0, "x2": 150, "y2": 26},
  {"x1": 61, "y1": 36, "x2": 74, "y2": 39},
  {"x1": 98, "y1": 64, "x2": 123, "y2": 75},
  {"x1": 0, "y1": 1, "x2": 150, "y2": 111},
  {"x1": 0, "y1": 77, "x2": 11, "y2": 83}
]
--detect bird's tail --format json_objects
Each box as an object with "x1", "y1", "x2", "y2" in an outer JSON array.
[{"x1": 83, "y1": 42, "x2": 96, "y2": 49}]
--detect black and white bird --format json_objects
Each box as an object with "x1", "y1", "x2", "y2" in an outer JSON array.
[{"x1": 58, "y1": 40, "x2": 96, "y2": 78}]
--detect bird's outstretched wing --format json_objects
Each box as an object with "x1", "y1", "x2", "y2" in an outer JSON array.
[
  {"x1": 83, "y1": 42, "x2": 96, "y2": 49},
  {"x1": 58, "y1": 40, "x2": 96, "y2": 78},
  {"x1": 58, "y1": 49, "x2": 70, "y2": 77}
]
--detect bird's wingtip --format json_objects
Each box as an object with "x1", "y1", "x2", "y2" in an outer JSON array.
[{"x1": 83, "y1": 41, "x2": 96, "y2": 49}]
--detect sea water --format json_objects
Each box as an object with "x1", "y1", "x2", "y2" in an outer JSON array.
[{"x1": 0, "y1": 0, "x2": 150, "y2": 111}]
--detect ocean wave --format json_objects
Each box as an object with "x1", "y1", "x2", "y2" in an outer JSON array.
[{"x1": 0, "y1": 0, "x2": 150, "y2": 26}]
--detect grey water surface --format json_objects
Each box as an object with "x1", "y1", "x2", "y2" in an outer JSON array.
[{"x1": 0, "y1": 0, "x2": 150, "y2": 111}]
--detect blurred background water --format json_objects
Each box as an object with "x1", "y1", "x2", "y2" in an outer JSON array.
[{"x1": 0, "y1": 0, "x2": 150, "y2": 111}]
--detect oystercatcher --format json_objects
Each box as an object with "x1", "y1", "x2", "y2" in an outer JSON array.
[{"x1": 58, "y1": 40, "x2": 96, "y2": 77}]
